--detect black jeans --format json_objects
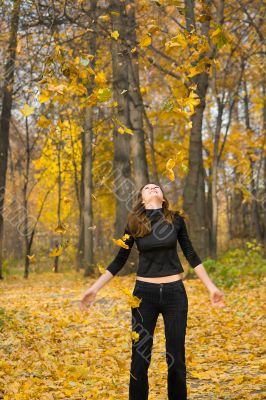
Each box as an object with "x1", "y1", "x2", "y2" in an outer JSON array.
[{"x1": 129, "y1": 279, "x2": 188, "y2": 400}]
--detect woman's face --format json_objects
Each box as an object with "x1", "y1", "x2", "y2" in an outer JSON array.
[{"x1": 141, "y1": 184, "x2": 164, "y2": 206}]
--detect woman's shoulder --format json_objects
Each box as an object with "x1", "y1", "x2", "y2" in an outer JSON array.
[
  {"x1": 170, "y1": 209, "x2": 185, "y2": 219},
  {"x1": 169, "y1": 209, "x2": 186, "y2": 229}
]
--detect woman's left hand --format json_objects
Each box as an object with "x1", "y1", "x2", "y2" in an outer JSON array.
[{"x1": 209, "y1": 287, "x2": 225, "y2": 308}]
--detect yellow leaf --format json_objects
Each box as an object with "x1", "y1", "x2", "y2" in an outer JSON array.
[
  {"x1": 165, "y1": 33, "x2": 187, "y2": 51},
  {"x1": 54, "y1": 224, "x2": 67, "y2": 234},
  {"x1": 38, "y1": 90, "x2": 50, "y2": 103},
  {"x1": 20, "y1": 104, "x2": 34, "y2": 117},
  {"x1": 63, "y1": 196, "x2": 71, "y2": 204},
  {"x1": 97, "y1": 88, "x2": 112, "y2": 102},
  {"x1": 166, "y1": 158, "x2": 175, "y2": 169},
  {"x1": 166, "y1": 168, "x2": 175, "y2": 181},
  {"x1": 36, "y1": 115, "x2": 51, "y2": 128},
  {"x1": 132, "y1": 331, "x2": 140, "y2": 342},
  {"x1": 27, "y1": 254, "x2": 36, "y2": 263},
  {"x1": 112, "y1": 238, "x2": 129, "y2": 249},
  {"x1": 99, "y1": 15, "x2": 110, "y2": 22},
  {"x1": 111, "y1": 30, "x2": 119, "y2": 40},
  {"x1": 118, "y1": 126, "x2": 134, "y2": 135},
  {"x1": 97, "y1": 263, "x2": 106, "y2": 274},
  {"x1": 94, "y1": 71, "x2": 107, "y2": 85},
  {"x1": 187, "y1": 66, "x2": 201, "y2": 78},
  {"x1": 140, "y1": 35, "x2": 151, "y2": 48},
  {"x1": 49, "y1": 245, "x2": 63, "y2": 257},
  {"x1": 129, "y1": 294, "x2": 142, "y2": 308}
]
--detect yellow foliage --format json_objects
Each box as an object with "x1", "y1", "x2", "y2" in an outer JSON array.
[
  {"x1": 111, "y1": 30, "x2": 119, "y2": 40},
  {"x1": 140, "y1": 35, "x2": 152, "y2": 48},
  {"x1": 20, "y1": 103, "x2": 34, "y2": 117},
  {"x1": 36, "y1": 115, "x2": 51, "y2": 128},
  {"x1": 38, "y1": 90, "x2": 50, "y2": 103}
]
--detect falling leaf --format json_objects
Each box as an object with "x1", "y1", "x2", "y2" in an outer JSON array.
[
  {"x1": 27, "y1": 254, "x2": 36, "y2": 263},
  {"x1": 97, "y1": 263, "x2": 107, "y2": 274},
  {"x1": 63, "y1": 196, "x2": 71, "y2": 204},
  {"x1": 54, "y1": 224, "x2": 67, "y2": 234},
  {"x1": 165, "y1": 168, "x2": 175, "y2": 181},
  {"x1": 88, "y1": 225, "x2": 97, "y2": 230},
  {"x1": 117, "y1": 126, "x2": 134, "y2": 135},
  {"x1": 20, "y1": 104, "x2": 34, "y2": 117},
  {"x1": 111, "y1": 30, "x2": 119, "y2": 40},
  {"x1": 112, "y1": 238, "x2": 129, "y2": 249},
  {"x1": 49, "y1": 245, "x2": 63, "y2": 257},
  {"x1": 166, "y1": 158, "x2": 176, "y2": 170},
  {"x1": 131, "y1": 331, "x2": 140, "y2": 342}
]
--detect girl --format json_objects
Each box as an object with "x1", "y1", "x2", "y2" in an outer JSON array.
[{"x1": 80, "y1": 183, "x2": 225, "y2": 400}]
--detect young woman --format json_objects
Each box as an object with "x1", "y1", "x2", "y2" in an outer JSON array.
[{"x1": 79, "y1": 183, "x2": 225, "y2": 400}]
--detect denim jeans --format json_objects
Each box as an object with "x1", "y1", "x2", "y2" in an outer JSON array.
[{"x1": 129, "y1": 279, "x2": 188, "y2": 400}]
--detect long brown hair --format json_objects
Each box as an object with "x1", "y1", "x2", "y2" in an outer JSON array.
[{"x1": 126, "y1": 182, "x2": 182, "y2": 238}]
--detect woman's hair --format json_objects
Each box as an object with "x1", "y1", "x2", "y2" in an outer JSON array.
[{"x1": 126, "y1": 182, "x2": 182, "y2": 238}]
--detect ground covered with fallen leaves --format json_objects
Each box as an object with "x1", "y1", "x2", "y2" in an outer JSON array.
[{"x1": 0, "y1": 272, "x2": 265, "y2": 399}]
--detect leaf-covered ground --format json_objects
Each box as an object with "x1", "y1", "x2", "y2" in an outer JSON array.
[{"x1": 0, "y1": 272, "x2": 265, "y2": 399}]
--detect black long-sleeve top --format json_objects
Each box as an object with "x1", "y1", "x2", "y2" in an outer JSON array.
[{"x1": 106, "y1": 207, "x2": 202, "y2": 277}]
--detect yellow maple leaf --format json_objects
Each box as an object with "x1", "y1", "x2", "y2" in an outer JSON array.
[
  {"x1": 112, "y1": 238, "x2": 129, "y2": 249},
  {"x1": 166, "y1": 158, "x2": 176, "y2": 170},
  {"x1": 166, "y1": 168, "x2": 175, "y2": 181},
  {"x1": 187, "y1": 66, "x2": 201, "y2": 78},
  {"x1": 111, "y1": 30, "x2": 119, "y2": 40},
  {"x1": 140, "y1": 35, "x2": 151, "y2": 48},
  {"x1": 94, "y1": 71, "x2": 107, "y2": 85},
  {"x1": 118, "y1": 126, "x2": 134, "y2": 135},
  {"x1": 38, "y1": 90, "x2": 50, "y2": 103},
  {"x1": 27, "y1": 254, "x2": 36, "y2": 263},
  {"x1": 132, "y1": 331, "x2": 140, "y2": 342},
  {"x1": 20, "y1": 104, "x2": 34, "y2": 117},
  {"x1": 36, "y1": 115, "x2": 51, "y2": 128},
  {"x1": 129, "y1": 294, "x2": 142, "y2": 308},
  {"x1": 54, "y1": 224, "x2": 67, "y2": 234},
  {"x1": 97, "y1": 87, "x2": 112, "y2": 102},
  {"x1": 99, "y1": 15, "x2": 110, "y2": 22},
  {"x1": 49, "y1": 245, "x2": 63, "y2": 257}
]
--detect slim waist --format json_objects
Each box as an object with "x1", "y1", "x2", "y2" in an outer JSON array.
[{"x1": 135, "y1": 278, "x2": 183, "y2": 288}]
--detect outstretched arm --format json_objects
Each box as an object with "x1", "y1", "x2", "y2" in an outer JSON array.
[
  {"x1": 79, "y1": 227, "x2": 135, "y2": 311},
  {"x1": 176, "y1": 215, "x2": 225, "y2": 308},
  {"x1": 106, "y1": 227, "x2": 135, "y2": 276}
]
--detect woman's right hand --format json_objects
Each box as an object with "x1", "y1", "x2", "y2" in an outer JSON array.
[{"x1": 79, "y1": 287, "x2": 97, "y2": 312}]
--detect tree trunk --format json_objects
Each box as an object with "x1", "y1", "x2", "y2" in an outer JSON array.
[
  {"x1": 109, "y1": 0, "x2": 135, "y2": 275},
  {"x1": 243, "y1": 80, "x2": 263, "y2": 241},
  {"x1": 126, "y1": 0, "x2": 149, "y2": 189},
  {"x1": 0, "y1": 0, "x2": 21, "y2": 280},
  {"x1": 210, "y1": 103, "x2": 224, "y2": 259},
  {"x1": 81, "y1": 0, "x2": 97, "y2": 277}
]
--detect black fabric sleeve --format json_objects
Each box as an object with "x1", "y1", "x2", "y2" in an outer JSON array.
[
  {"x1": 175, "y1": 214, "x2": 202, "y2": 268},
  {"x1": 106, "y1": 227, "x2": 135, "y2": 276}
]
